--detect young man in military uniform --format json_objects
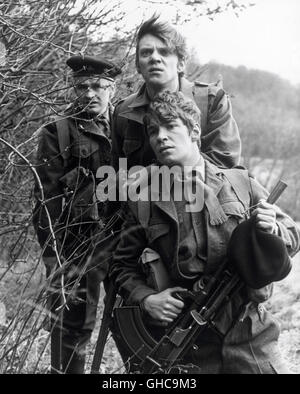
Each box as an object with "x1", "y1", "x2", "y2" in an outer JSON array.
[
  {"x1": 33, "y1": 55, "x2": 121, "y2": 374},
  {"x1": 111, "y1": 15, "x2": 241, "y2": 173},
  {"x1": 106, "y1": 16, "x2": 242, "y2": 369},
  {"x1": 110, "y1": 91, "x2": 300, "y2": 374}
]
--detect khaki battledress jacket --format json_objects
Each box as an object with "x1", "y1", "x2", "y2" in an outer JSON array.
[
  {"x1": 111, "y1": 77, "x2": 241, "y2": 172},
  {"x1": 111, "y1": 161, "x2": 300, "y2": 373}
]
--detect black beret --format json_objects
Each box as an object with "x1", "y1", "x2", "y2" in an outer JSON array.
[
  {"x1": 227, "y1": 216, "x2": 292, "y2": 289},
  {"x1": 66, "y1": 55, "x2": 121, "y2": 80}
]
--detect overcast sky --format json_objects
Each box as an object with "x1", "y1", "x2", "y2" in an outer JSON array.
[{"x1": 123, "y1": 0, "x2": 300, "y2": 86}]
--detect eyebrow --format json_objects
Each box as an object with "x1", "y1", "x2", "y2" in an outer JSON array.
[
  {"x1": 75, "y1": 80, "x2": 111, "y2": 88},
  {"x1": 139, "y1": 42, "x2": 170, "y2": 49}
]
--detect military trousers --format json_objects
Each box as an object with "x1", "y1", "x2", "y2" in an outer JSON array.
[{"x1": 45, "y1": 223, "x2": 108, "y2": 373}]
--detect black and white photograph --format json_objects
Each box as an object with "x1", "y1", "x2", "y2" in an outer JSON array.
[{"x1": 0, "y1": 0, "x2": 299, "y2": 376}]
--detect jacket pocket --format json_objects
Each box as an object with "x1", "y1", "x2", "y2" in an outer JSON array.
[
  {"x1": 72, "y1": 138, "x2": 99, "y2": 158},
  {"x1": 139, "y1": 247, "x2": 173, "y2": 292},
  {"x1": 221, "y1": 201, "x2": 245, "y2": 219}
]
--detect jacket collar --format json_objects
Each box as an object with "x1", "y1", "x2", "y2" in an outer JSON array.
[
  {"x1": 179, "y1": 76, "x2": 195, "y2": 101},
  {"x1": 151, "y1": 165, "x2": 178, "y2": 223},
  {"x1": 148, "y1": 159, "x2": 226, "y2": 223},
  {"x1": 205, "y1": 160, "x2": 226, "y2": 197},
  {"x1": 119, "y1": 76, "x2": 194, "y2": 125},
  {"x1": 127, "y1": 77, "x2": 194, "y2": 108},
  {"x1": 128, "y1": 84, "x2": 150, "y2": 108},
  {"x1": 75, "y1": 117, "x2": 110, "y2": 138},
  {"x1": 68, "y1": 104, "x2": 112, "y2": 138}
]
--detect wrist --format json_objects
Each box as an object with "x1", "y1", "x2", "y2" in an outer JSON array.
[
  {"x1": 140, "y1": 295, "x2": 151, "y2": 313},
  {"x1": 140, "y1": 293, "x2": 157, "y2": 314}
]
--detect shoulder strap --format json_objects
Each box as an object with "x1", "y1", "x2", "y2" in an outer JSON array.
[
  {"x1": 222, "y1": 168, "x2": 251, "y2": 210},
  {"x1": 137, "y1": 199, "x2": 151, "y2": 229},
  {"x1": 55, "y1": 118, "x2": 71, "y2": 168},
  {"x1": 193, "y1": 83, "x2": 209, "y2": 135}
]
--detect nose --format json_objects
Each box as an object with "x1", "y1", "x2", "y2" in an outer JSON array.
[
  {"x1": 150, "y1": 48, "x2": 161, "y2": 63},
  {"x1": 156, "y1": 127, "x2": 168, "y2": 143},
  {"x1": 84, "y1": 87, "x2": 96, "y2": 99}
]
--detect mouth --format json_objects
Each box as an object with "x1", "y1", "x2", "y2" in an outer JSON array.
[
  {"x1": 159, "y1": 146, "x2": 173, "y2": 154},
  {"x1": 149, "y1": 67, "x2": 163, "y2": 73},
  {"x1": 85, "y1": 102, "x2": 99, "y2": 107}
]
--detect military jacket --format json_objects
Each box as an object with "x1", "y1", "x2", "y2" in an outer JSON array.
[
  {"x1": 33, "y1": 107, "x2": 112, "y2": 257},
  {"x1": 111, "y1": 161, "x2": 300, "y2": 308},
  {"x1": 111, "y1": 77, "x2": 241, "y2": 172}
]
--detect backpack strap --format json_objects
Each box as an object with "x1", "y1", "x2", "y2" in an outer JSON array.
[
  {"x1": 193, "y1": 82, "x2": 209, "y2": 136},
  {"x1": 55, "y1": 118, "x2": 71, "y2": 168},
  {"x1": 193, "y1": 77, "x2": 224, "y2": 136},
  {"x1": 180, "y1": 78, "x2": 209, "y2": 136},
  {"x1": 137, "y1": 199, "x2": 151, "y2": 229}
]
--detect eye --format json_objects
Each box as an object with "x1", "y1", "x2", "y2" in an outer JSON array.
[
  {"x1": 91, "y1": 83, "x2": 101, "y2": 90},
  {"x1": 165, "y1": 122, "x2": 177, "y2": 130},
  {"x1": 159, "y1": 47, "x2": 172, "y2": 57},
  {"x1": 140, "y1": 48, "x2": 152, "y2": 57},
  {"x1": 77, "y1": 83, "x2": 87, "y2": 90},
  {"x1": 147, "y1": 125, "x2": 158, "y2": 137}
]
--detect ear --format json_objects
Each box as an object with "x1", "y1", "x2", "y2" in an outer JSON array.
[
  {"x1": 177, "y1": 57, "x2": 186, "y2": 74},
  {"x1": 109, "y1": 82, "x2": 116, "y2": 100},
  {"x1": 191, "y1": 124, "x2": 201, "y2": 142}
]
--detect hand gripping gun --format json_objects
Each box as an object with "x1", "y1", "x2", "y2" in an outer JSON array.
[{"x1": 113, "y1": 259, "x2": 242, "y2": 374}]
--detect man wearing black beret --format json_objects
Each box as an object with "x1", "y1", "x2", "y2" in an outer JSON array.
[
  {"x1": 32, "y1": 55, "x2": 121, "y2": 373},
  {"x1": 110, "y1": 91, "x2": 300, "y2": 374}
]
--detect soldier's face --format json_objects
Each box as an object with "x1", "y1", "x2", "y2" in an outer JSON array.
[
  {"x1": 136, "y1": 34, "x2": 185, "y2": 90},
  {"x1": 148, "y1": 118, "x2": 200, "y2": 167},
  {"x1": 74, "y1": 76, "x2": 114, "y2": 116}
]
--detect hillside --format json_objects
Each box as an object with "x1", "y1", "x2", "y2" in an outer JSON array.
[{"x1": 187, "y1": 61, "x2": 300, "y2": 158}]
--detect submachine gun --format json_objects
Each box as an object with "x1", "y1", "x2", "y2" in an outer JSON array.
[
  {"x1": 112, "y1": 180, "x2": 287, "y2": 374},
  {"x1": 113, "y1": 260, "x2": 242, "y2": 374}
]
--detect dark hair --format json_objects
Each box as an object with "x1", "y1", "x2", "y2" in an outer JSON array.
[
  {"x1": 135, "y1": 15, "x2": 188, "y2": 69},
  {"x1": 145, "y1": 90, "x2": 201, "y2": 133}
]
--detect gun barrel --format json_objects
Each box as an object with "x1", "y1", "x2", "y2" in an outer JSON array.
[{"x1": 267, "y1": 180, "x2": 287, "y2": 205}]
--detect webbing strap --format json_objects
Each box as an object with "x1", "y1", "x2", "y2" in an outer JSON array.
[
  {"x1": 180, "y1": 78, "x2": 209, "y2": 136},
  {"x1": 193, "y1": 84, "x2": 209, "y2": 136},
  {"x1": 137, "y1": 199, "x2": 151, "y2": 229},
  {"x1": 56, "y1": 118, "x2": 71, "y2": 168}
]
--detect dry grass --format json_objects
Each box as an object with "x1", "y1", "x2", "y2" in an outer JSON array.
[{"x1": 271, "y1": 252, "x2": 300, "y2": 373}]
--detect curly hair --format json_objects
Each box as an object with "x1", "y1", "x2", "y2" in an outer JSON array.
[
  {"x1": 135, "y1": 15, "x2": 188, "y2": 71},
  {"x1": 145, "y1": 91, "x2": 201, "y2": 134}
]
